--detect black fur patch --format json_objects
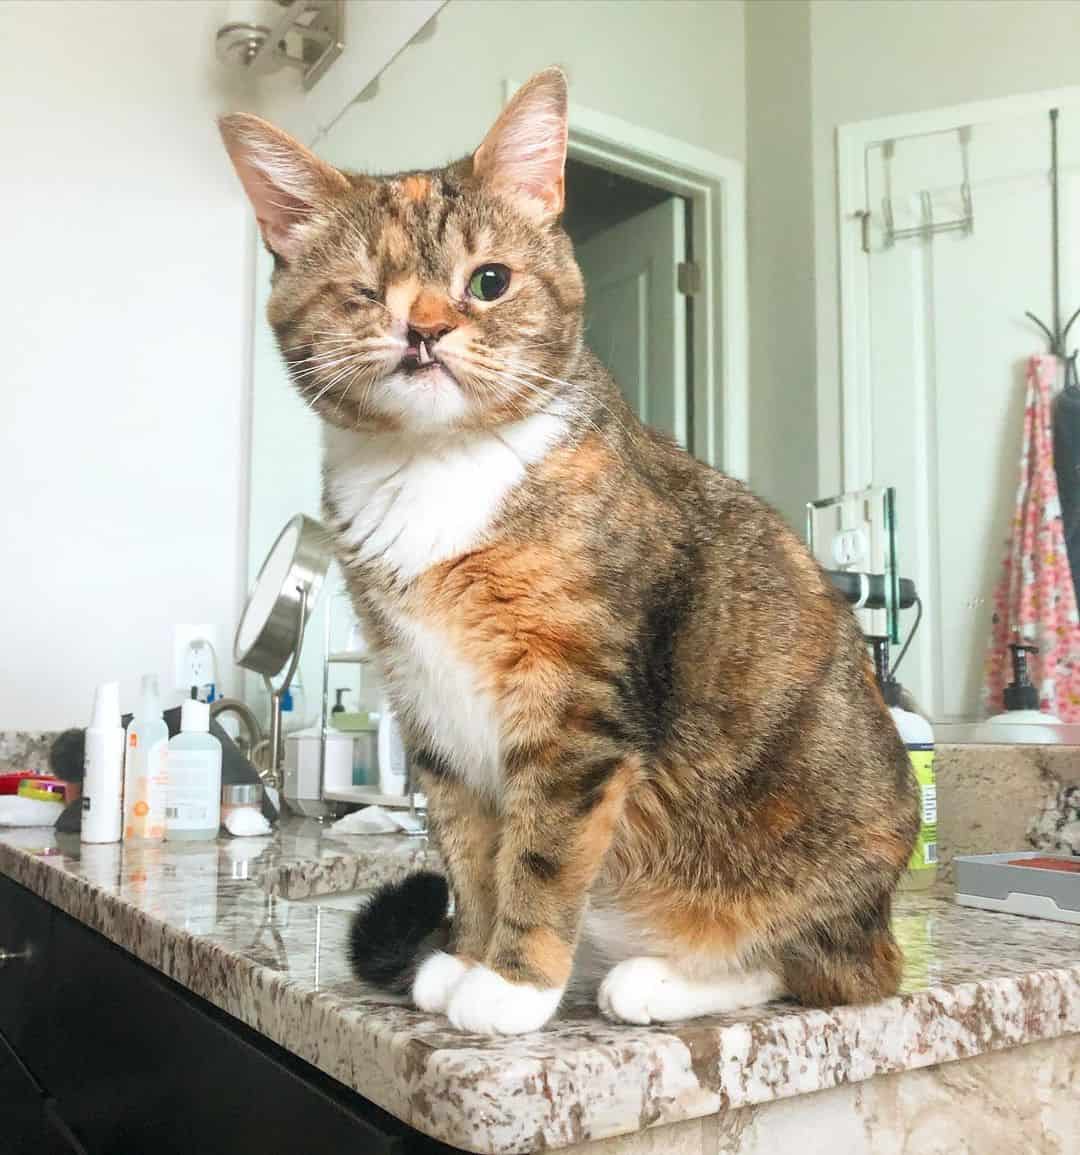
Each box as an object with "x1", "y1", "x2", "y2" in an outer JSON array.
[
  {"x1": 521, "y1": 851, "x2": 559, "y2": 881},
  {"x1": 574, "y1": 756, "x2": 622, "y2": 814},
  {"x1": 347, "y1": 871, "x2": 450, "y2": 994},
  {"x1": 618, "y1": 538, "x2": 696, "y2": 750}
]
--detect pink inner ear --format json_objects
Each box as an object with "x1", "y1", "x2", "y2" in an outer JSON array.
[
  {"x1": 228, "y1": 152, "x2": 312, "y2": 260},
  {"x1": 220, "y1": 114, "x2": 349, "y2": 260},
  {"x1": 475, "y1": 78, "x2": 568, "y2": 218}
]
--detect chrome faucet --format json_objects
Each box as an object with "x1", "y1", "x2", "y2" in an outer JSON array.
[{"x1": 209, "y1": 698, "x2": 269, "y2": 772}]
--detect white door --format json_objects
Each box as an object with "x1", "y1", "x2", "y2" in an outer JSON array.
[
  {"x1": 850, "y1": 99, "x2": 1080, "y2": 721},
  {"x1": 577, "y1": 197, "x2": 689, "y2": 446}
]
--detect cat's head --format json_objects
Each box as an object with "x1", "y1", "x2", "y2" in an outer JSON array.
[{"x1": 220, "y1": 68, "x2": 584, "y2": 435}]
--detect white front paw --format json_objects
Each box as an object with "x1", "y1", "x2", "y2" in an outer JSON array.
[
  {"x1": 412, "y1": 952, "x2": 470, "y2": 1014},
  {"x1": 446, "y1": 965, "x2": 563, "y2": 1035},
  {"x1": 599, "y1": 956, "x2": 675, "y2": 1024}
]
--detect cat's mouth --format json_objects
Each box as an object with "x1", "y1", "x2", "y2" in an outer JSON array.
[{"x1": 399, "y1": 336, "x2": 458, "y2": 384}]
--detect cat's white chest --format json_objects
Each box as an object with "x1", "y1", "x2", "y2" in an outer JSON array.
[
  {"x1": 379, "y1": 606, "x2": 503, "y2": 797},
  {"x1": 323, "y1": 413, "x2": 566, "y2": 582},
  {"x1": 323, "y1": 413, "x2": 567, "y2": 794}
]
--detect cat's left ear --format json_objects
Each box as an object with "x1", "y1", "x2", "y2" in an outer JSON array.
[
  {"x1": 218, "y1": 113, "x2": 349, "y2": 260},
  {"x1": 472, "y1": 68, "x2": 568, "y2": 222}
]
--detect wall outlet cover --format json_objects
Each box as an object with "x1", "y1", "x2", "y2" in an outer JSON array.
[{"x1": 172, "y1": 624, "x2": 221, "y2": 692}]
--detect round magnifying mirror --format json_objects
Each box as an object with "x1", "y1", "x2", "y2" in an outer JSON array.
[{"x1": 235, "y1": 514, "x2": 332, "y2": 677}]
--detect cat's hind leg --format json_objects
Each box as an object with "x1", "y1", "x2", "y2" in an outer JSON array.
[
  {"x1": 598, "y1": 956, "x2": 784, "y2": 1025},
  {"x1": 780, "y1": 897, "x2": 904, "y2": 1007}
]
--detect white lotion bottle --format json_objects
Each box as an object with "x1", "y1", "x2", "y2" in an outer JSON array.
[
  {"x1": 377, "y1": 704, "x2": 408, "y2": 795},
  {"x1": 81, "y1": 681, "x2": 124, "y2": 843},
  {"x1": 123, "y1": 674, "x2": 169, "y2": 841},
  {"x1": 166, "y1": 698, "x2": 222, "y2": 841}
]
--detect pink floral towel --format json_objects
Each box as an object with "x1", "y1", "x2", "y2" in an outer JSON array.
[{"x1": 984, "y1": 354, "x2": 1080, "y2": 720}]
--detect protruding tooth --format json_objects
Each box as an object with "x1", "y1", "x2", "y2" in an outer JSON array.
[{"x1": 418, "y1": 340, "x2": 433, "y2": 365}]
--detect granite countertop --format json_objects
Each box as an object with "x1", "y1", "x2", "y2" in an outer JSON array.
[{"x1": 1, "y1": 820, "x2": 1078, "y2": 1154}]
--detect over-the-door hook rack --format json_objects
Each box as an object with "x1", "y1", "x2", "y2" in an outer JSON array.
[{"x1": 1025, "y1": 108, "x2": 1080, "y2": 388}]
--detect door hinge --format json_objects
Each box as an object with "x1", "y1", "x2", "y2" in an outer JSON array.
[
  {"x1": 677, "y1": 261, "x2": 702, "y2": 295},
  {"x1": 856, "y1": 210, "x2": 871, "y2": 254}
]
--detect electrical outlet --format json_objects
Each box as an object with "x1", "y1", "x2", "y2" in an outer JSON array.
[
  {"x1": 831, "y1": 526, "x2": 869, "y2": 568},
  {"x1": 172, "y1": 624, "x2": 221, "y2": 692}
]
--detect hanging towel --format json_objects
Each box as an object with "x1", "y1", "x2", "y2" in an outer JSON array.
[
  {"x1": 1053, "y1": 374, "x2": 1080, "y2": 603},
  {"x1": 983, "y1": 354, "x2": 1080, "y2": 720}
]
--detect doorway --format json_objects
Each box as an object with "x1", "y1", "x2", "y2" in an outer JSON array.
[
  {"x1": 563, "y1": 159, "x2": 694, "y2": 450},
  {"x1": 514, "y1": 81, "x2": 748, "y2": 477}
]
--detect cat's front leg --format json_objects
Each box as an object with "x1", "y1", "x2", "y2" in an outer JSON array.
[
  {"x1": 411, "y1": 760, "x2": 499, "y2": 1014},
  {"x1": 445, "y1": 748, "x2": 638, "y2": 1035}
]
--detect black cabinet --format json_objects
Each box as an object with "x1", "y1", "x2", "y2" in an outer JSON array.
[
  {"x1": 0, "y1": 1028, "x2": 81, "y2": 1154},
  {"x1": 0, "y1": 875, "x2": 463, "y2": 1155},
  {"x1": 0, "y1": 872, "x2": 53, "y2": 1082}
]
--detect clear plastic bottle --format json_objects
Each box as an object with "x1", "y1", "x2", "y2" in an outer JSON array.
[
  {"x1": 123, "y1": 675, "x2": 168, "y2": 841},
  {"x1": 165, "y1": 698, "x2": 222, "y2": 841}
]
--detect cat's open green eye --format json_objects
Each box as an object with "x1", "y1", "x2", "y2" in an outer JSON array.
[{"x1": 467, "y1": 264, "x2": 511, "y2": 302}]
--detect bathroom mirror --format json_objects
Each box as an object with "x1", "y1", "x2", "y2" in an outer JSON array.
[
  {"x1": 242, "y1": 1, "x2": 1080, "y2": 743},
  {"x1": 235, "y1": 513, "x2": 332, "y2": 779}
]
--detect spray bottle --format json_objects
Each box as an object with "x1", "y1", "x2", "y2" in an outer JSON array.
[{"x1": 123, "y1": 675, "x2": 168, "y2": 841}]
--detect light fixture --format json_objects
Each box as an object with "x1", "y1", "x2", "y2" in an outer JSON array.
[{"x1": 216, "y1": 0, "x2": 344, "y2": 91}]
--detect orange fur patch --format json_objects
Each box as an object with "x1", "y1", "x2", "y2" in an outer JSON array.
[
  {"x1": 400, "y1": 174, "x2": 431, "y2": 201},
  {"x1": 409, "y1": 288, "x2": 465, "y2": 336},
  {"x1": 412, "y1": 538, "x2": 600, "y2": 733},
  {"x1": 518, "y1": 927, "x2": 572, "y2": 986},
  {"x1": 759, "y1": 794, "x2": 802, "y2": 840}
]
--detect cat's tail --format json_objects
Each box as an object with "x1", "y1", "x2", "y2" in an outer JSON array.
[{"x1": 347, "y1": 871, "x2": 451, "y2": 995}]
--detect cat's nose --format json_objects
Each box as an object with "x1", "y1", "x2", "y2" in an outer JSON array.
[
  {"x1": 406, "y1": 288, "x2": 460, "y2": 343},
  {"x1": 407, "y1": 317, "x2": 454, "y2": 342},
  {"x1": 406, "y1": 321, "x2": 455, "y2": 341}
]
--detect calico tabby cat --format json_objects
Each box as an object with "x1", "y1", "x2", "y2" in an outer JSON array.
[{"x1": 220, "y1": 68, "x2": 919, "y2": 1036}]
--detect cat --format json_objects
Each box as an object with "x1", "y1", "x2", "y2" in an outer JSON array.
[{"x1": 220, "y1": 68, "x2": 919, "y2": 1036}]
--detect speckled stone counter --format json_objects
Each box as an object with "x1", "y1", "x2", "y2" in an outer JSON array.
[{"x1": 1, "y1": 820, "x2": 1078, "y2": 1154}]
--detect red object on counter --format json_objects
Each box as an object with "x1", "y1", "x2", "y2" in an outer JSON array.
[{"x1": 0, "y1": 771, "x2": 60, "y2": 795}]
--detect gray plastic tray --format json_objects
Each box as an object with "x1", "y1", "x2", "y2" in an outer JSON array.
[{"x1": 954, "y1": 851, "x2": 1080, "y2": 925}]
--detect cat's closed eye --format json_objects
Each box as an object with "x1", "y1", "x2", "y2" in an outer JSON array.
[
  {"x1": 344, "y1": 284, "x2": 380, "y2": 311},
  {"x1": 467, "y1": 264, "x2": 511, "y2": 302}
]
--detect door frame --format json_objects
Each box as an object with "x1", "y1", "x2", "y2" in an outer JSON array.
[
  {"x1": 837, "y1": 85, "x2": 1080, "y2": 493},
  {"x1": 508, "y1": 81, "x2": 748, "y2": 477}
]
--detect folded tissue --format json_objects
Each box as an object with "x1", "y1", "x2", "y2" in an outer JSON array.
[
  {"x1": 0, "y1": 796, "x2": 65, "y2": 827},
  {"x1": 223, "y1": 807, "x2": 272, "y2": 837},
  {"x1": 329, "y1": 806, "x2": 424, "y2": 835}
]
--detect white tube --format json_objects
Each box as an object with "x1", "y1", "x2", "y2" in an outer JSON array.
[{"x1": 81, "y1": 682, "x2": 125, "y2": 843}]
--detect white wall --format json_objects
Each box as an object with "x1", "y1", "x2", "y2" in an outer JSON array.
[
  {"x1": 746, "y1": 0, "x2": 816, "y2": 529},
  {"x1": 321, "y1": 0, "x2": 746, "y2": 171},
  {"x1": 808, "y1": 0, "x2": 1080, "y2": 494},
  {"x1": 1, "y1": 1, "x2": 253, "y2": 729}
]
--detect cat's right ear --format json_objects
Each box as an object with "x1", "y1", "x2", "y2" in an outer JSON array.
[{"x1": 218, "y1": 113, "x2": 349, "y2": 261}]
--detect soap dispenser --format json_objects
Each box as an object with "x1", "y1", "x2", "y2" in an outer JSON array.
[{"x1": 988, "y1": 643, "x2": 1062, "y2": 723}]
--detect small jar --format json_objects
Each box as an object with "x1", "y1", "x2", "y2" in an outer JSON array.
[{"x1": 220, "y1": 784, "x2": 263, "y2": 828}]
